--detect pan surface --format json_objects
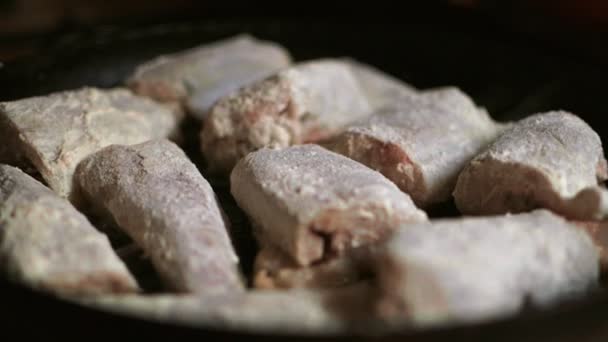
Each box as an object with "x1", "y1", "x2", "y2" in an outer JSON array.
[{"x1": 1, "y1": 11, "x2": 607, "y2": 341}]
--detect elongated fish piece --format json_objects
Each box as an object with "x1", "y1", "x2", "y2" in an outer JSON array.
[
  {"x1": 202, "y1": 59, "x2": 374, "y2": 173},
  {"x1": 572, "y1": 220, "x2": 608, "y2": 270},
  {"x1": 0, "y1": 87, "x2": 179, "y2": 201},
  {"x1": 75, "y1": 139, "x2": 242, "y2": 294},
  {"x1": 375, "y1": 210, "x2": 599, "y2": 326},
  {"x1": 231, "y1": 145, "x2": 427, "y2": 287},
  {"x1": 328, "y1": 87, "x2": 502, "y2": 207},
  {"x1": 77, "y1": 283, "x2": 375, "y2": 334},
  {"x1": 343, "y1": 58, "x2": 418, "y2": 109},
  {"x1": 454, "y1": 111, "x2": 608, "y2": 220},
  {"x1": 0, "y1": 116, "x2": 27, "y2": 169},
  {"x1": 0, "y1": 164, "x2": 138, "y2": 296},
  {"x1": 253, "y1": 243, "x2": 367, "y2": 289},
  {"x1": 126, "y1": 34, "x2": 291, "y2": 119}
]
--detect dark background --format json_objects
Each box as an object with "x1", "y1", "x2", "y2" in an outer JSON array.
[
  {"x1": 1, "y1": 1, "x2": 608, "y2": 341},
  {"x1": 1, "y1": 0, "x2": 608, "y2": 62},
  {"x1": 2, "y1": 1, "x2": 608, "y2": 138}
]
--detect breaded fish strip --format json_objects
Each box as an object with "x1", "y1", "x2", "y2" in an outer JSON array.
[
  {"x1": 252, "y1": 243, "x2": 369, "y2": 289},
  {"x1": 231, "y1": 145, "x2": 427, "y2": 270},
  {"x1": 75, "y1": 140, "x2": 242, "y2": 294},
  {"x1": 202, "y1": 59, "x2": 373, "y2": 173},
  {"x1": 343, "y1": 58, "x2": 418, "y2": 109},
  {"x1": 0, "y1": 164, "x2": 138, "y2": 295},
  {"x1": 328, "y1": 87, "x2": 501, "y2": 207},
  {"x1": 0, "y1": 87, "x2": 178, "y2": 201},
  {"x1": 454, "y1": 111, "x2": 608, "y2": 220},
  {"x1": 126, "y1": 34, "x2": 291, "y2": 120},
  {"x1": 375, "y1": 210, "x2": 598, "y2": 326}
]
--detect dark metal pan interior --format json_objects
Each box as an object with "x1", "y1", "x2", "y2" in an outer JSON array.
[{"x1": 1, "y1": 14, "x2": 608, "y2": 341}]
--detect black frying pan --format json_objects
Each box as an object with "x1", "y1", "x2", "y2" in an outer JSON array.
[{"x1": 1, "y1": 9, "x2": 608, "y2": 341}]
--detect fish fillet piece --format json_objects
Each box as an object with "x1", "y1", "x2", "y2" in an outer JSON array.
[
  {"x1": 375, "y1": 210, "x2": 599, "y2": 326},
  {"x1": 126, "y1": 34, "x2": 291, "y2": 119},
  {"x1": 572, "y1": 220, "x2": 608, "y2": 270},
  {"x1": 202, "y1": 59, "x2": 374, "y2": 173},
  {"x1": 0, "y1": 87, "x2": 179, "y2": 201},
  {"x1": 0, "y1": 164, "x2": 138, "y2": 296},
  {"x1": 328, "y1": 87, "x2": 502, "y2": 207},
  {"x1": 454, "y1": 111, "x2": 608, "y2": 220},
  {"x1": 253, "y1": 242, "x2": 369, "y2": 289},
  {"x1": 76, "y1": 283, "x2": 375, "y2": 334},
  {"x1": 231, "y1": 144, "x2": 427, "y2": 269},
  {"x1": 0, "y1": 116, "x2": 27, "y2": 169},
  {"x1": 75, "y1": 139, "x2": 242, "y2": 294},
  {"x1": 343, "y1": 58, "x2": 418, "y2": 109}
]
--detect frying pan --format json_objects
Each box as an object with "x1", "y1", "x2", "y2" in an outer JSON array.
[{"x1": 1, "y1": 8, "x2": 608, "y2": 341}]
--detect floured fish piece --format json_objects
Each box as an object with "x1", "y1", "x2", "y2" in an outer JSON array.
[
  {"x1": 202, "y1": 59, "x2": 373, "y2": 173},
  {"x1": 0, "y1": 87, "x2": 179, "y2": 201},
  {"x1": 328, "y1": 87, "x2": 502, "y2": 207},
  {"x1": 75, "y1": 140, "x2": 242, "y2": 294},
  {"x1": 454, "y1": 111, "x2": 608, "y2": 220},
  {"x1": 253, "y1": 243, "x2": 368, "y2": 289},
  {"x1": 0, "y1": 116, "x2": 27, "y2": 169},
  {"x1": 231, "y1": 145, "x2": 427, "y2": 270},
  {"x1": 0, "y1": 164, "x2": 138, "y2": 296},
  {"x1": 126, "y1": 34, "x2": 291, "y2": 118},
  {"x1": 343, "y1": 58, "x2": 418, "y2": 109},
  {"x1": 375, "y1": 210, "x2": 599, "y2": 326},
  {"x1": 76, "y1": 283, "x2": 375, "y2": 334},
  {"x1": 572, "y1": 220, "x2": 608, "y2": 270}
]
